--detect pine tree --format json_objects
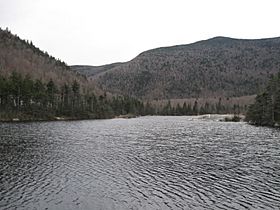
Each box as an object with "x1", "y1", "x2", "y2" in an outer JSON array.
[
  {"x1": 246, "y1": 72, "x2": 280, "y2": 126},
  {"x1": 192, "y1": 100, "x2": 199, "y2": 115},
  {"x1": 46, "y1": 79, "x2": 57, "y2": 110}
]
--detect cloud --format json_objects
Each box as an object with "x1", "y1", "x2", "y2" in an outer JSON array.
[{"x1": 1, "y1": 0, "x2": 280, "y2": 65}]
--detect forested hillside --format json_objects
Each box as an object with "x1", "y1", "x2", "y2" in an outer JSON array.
[
  {"x1": 0, "y1": 28, "x2": 144, "y2": 121},
  {"x1": 71, "y1": 63, "x2": 123, "y2": 77},
  {"x1": 0, "y1": 28, "x2": 88, "y2": 89},
  {"x1": 246, "y1": 72, "x2": 280, "y2": 126},
  {"x1": 80, "y1": 36, "x2": 280, "y2": 100}
]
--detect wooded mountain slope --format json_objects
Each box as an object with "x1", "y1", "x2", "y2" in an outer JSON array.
[
  {"x1": 0, "y1": 28, "x2": 146, "y2": 121},
  {"x1": 71, "y1": 63, "x2": 123, "y2": 77},
  {"x1": 0, "y1": 28, "x2": 90, "y2": 92},
  {"x1": 74, "y1": 36, "x2": 280, "y2": 100}
]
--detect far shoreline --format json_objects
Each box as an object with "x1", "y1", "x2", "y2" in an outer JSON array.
[{"x1": 0, "y1": 114, "x2": 245, "y2": 123}]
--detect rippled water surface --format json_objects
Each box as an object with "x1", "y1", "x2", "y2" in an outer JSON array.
[{"x1": 1, "y1": 116, "x2": 280, "y2": 210}]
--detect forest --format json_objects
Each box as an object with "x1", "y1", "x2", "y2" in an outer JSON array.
[
  {"x1": 0, "y1": 72, "x2": 145, "y2": 121},
  {"x1": 246, "y1": 72, "x2": 280, "y2": 126},
  {"x1": 90, "y1": 36, "x2": 280, "y2": 100},
  {"x1": 146, "y1": 99, "x2": 244, "y2": 116},
  {"x1": 0, "y1": 71, "x2": 247, "y2": 121}
]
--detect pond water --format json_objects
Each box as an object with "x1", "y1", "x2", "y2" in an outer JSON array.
[{"x1": 0, "y1": 116, "x2": 280, "y2": 209}]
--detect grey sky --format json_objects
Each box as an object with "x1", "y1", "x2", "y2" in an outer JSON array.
[{"x1": 1, "y1": 0, "x2": 280, "y2": 65}]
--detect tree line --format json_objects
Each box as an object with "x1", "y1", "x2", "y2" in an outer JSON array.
[
  {"x1": 246, "y1": 72, "x2": 280, "y2": 126},
  {"x1": 0, "y1": 72, "x2": 145, "y2": 121},
  {"x1": 0, "y1": 71, "x2": 247, "y2": 121},
  {"x1": 145, "y1": 98, "x2": 244, "y2": 116}
]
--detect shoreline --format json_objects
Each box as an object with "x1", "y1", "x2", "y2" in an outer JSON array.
[
  {"x1": 247, "y1": 121, "x2": 280, "y2": 128},
  {"x1": 0, "y1": 113, "x2": 141, "y2": 123},
  {"x1": 0, "y1": 114, "x2": 244, "y2": 123}
]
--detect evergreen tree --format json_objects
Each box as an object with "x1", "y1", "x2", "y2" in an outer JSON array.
[
  {"x1": 192, "y1": 100, "x2": 199, "y2": 115},
  {"x1": 182, "y1": 102, "x2": 187, "y2": 115},
  {"x1": 246, "y1": 72, "x2": 280, "y2": 126},
  {"x1": 46, "y1": 79, "x2": 57, "y2": 109}
]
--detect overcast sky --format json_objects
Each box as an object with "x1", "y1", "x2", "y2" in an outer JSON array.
[{"x1": 1, "y1": 0, "x2": 280, "y2": 65}]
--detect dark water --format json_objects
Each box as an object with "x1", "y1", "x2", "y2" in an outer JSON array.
[{"x1": 0, "y1": 116, "x2": 280, "y2": 210}]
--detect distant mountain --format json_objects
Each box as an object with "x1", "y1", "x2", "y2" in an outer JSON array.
[
  {"x1": 71, "y1": 63, "x2": 123, "y2": 77},
  {"x1": 75, "y1": 36, "x2": 280, "y2": 100}
]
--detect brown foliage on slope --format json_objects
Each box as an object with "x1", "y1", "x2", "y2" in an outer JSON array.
[
  {"x1": 86, "y1": 36, "x2": 280, "y2": 100},
  {"x1": 0, "y1": 28, "x2": 94, "y2": 93}
]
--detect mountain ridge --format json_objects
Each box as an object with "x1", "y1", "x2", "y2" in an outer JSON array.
[{"x1": 71, "y1": 36, "x2": 280, "y2": 100}]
